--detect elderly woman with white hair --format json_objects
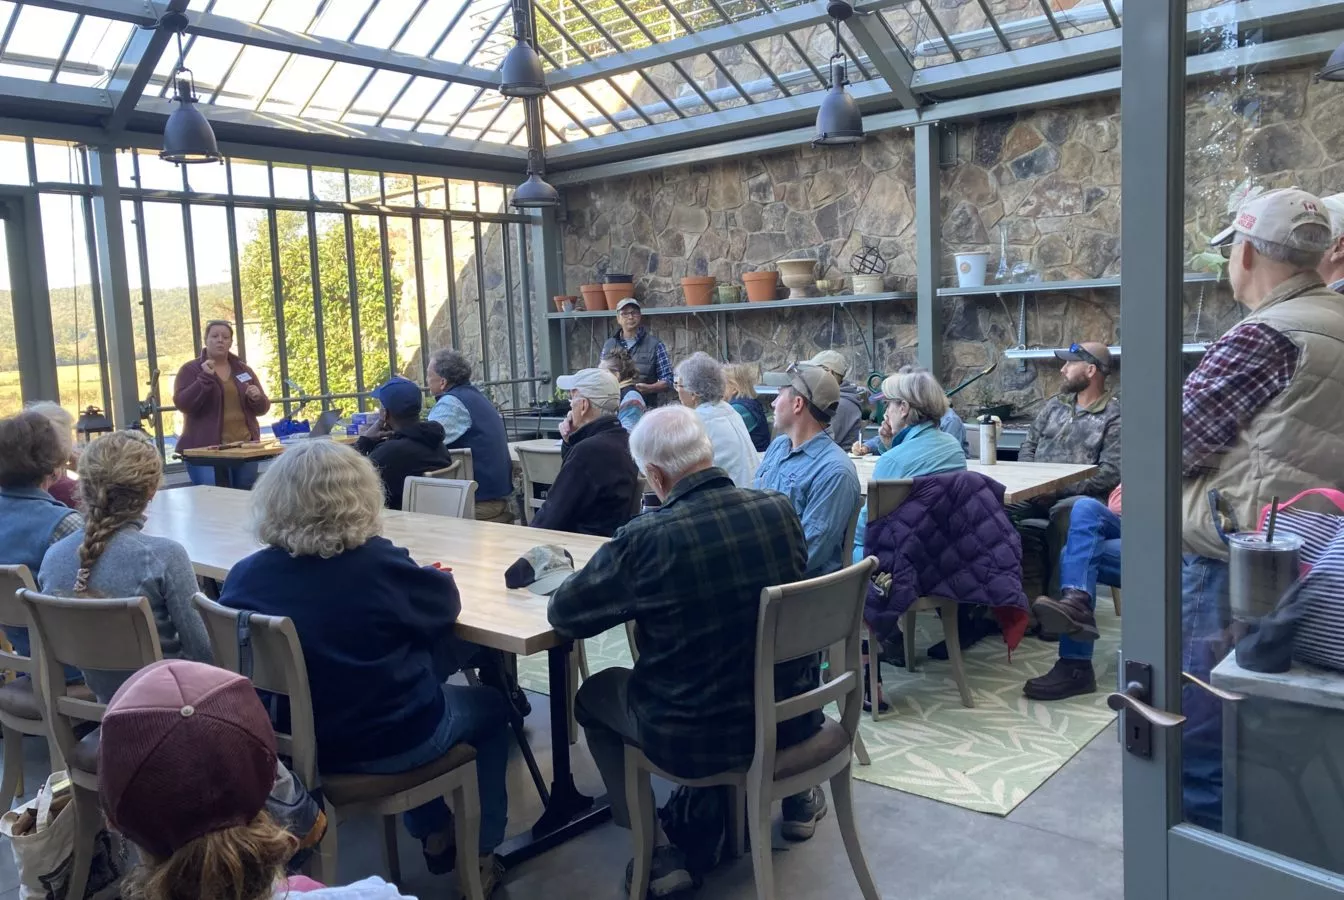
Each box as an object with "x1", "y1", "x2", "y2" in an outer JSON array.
[
  {"x1": 851, "y1": 368, "x2": 967, "y2": 564},
  {"x1": 674, "y1": 352, "x2": 760, "y2": 487},
  {"x1": 219, "y1": 440, "x2": 511, "y2": 894}
]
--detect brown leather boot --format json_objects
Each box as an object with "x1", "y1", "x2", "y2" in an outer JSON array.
[{"x1": 1032, "y1": 589, "x2": 1099, "y2": 641}]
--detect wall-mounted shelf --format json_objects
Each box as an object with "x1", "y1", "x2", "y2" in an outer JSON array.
[
  {"x1": 936, "y1": 273, "x2": 1220, "y2": 297},
  {"x1": 1003, "y1": 342, "x2": 1210, "y2": 361},
  {"x1": 546, "y1": 291, "x2": 916, "y2": 320}
]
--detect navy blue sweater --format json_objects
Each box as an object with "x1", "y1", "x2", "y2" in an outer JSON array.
[{"x1": 219, "y1": 537, "x2": 462, "y2": 770}]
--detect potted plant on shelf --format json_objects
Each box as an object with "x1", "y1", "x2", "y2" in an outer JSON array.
[
  {"x1": 580, "y1": 283, "x2": 607, "y2": 310},
  {"x1": 743, "y1": 270, "x2": 780, "y2": 303},
  {"x1": 681, "y1": 275, "x2": 716, "y2": 306}
]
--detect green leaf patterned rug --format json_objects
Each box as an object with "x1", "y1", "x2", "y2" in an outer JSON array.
[{"x1": 516, "y1": 593, "x2": 1121, "y2": 817}]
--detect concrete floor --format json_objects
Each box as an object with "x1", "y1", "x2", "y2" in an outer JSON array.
[{"x1": 0, "y1": 695, "x2": 1123, "y2": 900}]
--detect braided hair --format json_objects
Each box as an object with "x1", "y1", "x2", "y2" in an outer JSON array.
[{"x1": 72, "y1": 432, "x2": 162, "y2": 595}]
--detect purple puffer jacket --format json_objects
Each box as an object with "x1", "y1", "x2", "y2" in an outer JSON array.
[{"x1": 863, "y1": 470, "x2": 1030, "y2": 649}]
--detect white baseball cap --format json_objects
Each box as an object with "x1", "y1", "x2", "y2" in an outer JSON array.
[
  {"x1": 556, "y1": 368, "x2": 620, "y2": 410},
  {"x1": 807, "y1": 349, "x2": 849, "y2": 379},
  {"x1": 1320, "y1": 192, "x2": 1344, "y2": 239},
  {"x1": 1210, "y1": 187, "x2": 1332, "y2": 251},
  {"x1": 615, "y1": 298, "x2": 641, "y2": 312}
]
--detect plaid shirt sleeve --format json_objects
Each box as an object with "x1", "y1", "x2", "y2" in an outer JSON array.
[
  {"x1": 548, "y1": 537, "x2": 633, "y2": 640},
  {"x1": 1182, "y1": 322, "x2": 1299, "y2": 476},
  {"x1": 49, "y1": 510, "x2": 83, "y2": 545},
  {"x1": 654, "y1": 341, "x2": 673, "y2": 386}
]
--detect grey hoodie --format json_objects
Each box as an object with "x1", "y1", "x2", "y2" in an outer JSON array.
[{"x1": 827, "y1": 380, "x2": 867, "y2": 447}]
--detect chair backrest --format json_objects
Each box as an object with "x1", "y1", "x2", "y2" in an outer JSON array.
[
  {"x1": 840, "y1": 495, "x2": 864, "y2": 565},
  {"x1": 753, "y1": 558, "x2": 877, "y2": 772},
  {"x1": 403, "y1": 476, "x2": 478, "y2": 519},
  {"x1": 19, "y1": 589, "x2": 162, "y2": 765},
  {"x1": 629, "y1": 473, "x2": 650, "y2": 518},
  {"x1": 424, "y1": 461, "x2": 462, "y2": 480},
  {"x1": 448, "y1": 448, "x2": 474, "y2": 483},
  {"x1": 0, "y1": 566, "x2": 36, "y2": 677},
  {"x1": 517, "y1": 446, "x2": 565, "y2": 524},
  {"x1": 866, "y1": 479, "x2": 914, "y2": 522},
  {"x1": 193, "y1": 594, "x2": 319, "y2": 786}
]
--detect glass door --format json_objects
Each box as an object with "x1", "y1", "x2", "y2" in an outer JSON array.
[{"x1": 1121, "y1": 3, "x2": 1344, "y2": 898}]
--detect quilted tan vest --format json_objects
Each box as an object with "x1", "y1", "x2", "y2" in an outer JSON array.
[{"x1": 1182, "y1": 275, "x2": 1344, "y2": 560}]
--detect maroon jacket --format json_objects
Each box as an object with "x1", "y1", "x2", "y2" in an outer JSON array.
[{"x1": 172, "y1": 351, "x2": 271, "y2": 451}]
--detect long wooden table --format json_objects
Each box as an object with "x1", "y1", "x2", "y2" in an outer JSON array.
[
  {"x1": 179, "y1": 435, "x2": 358, "y2": 487},
  {"x1": 851, "y1": 456, "x2": 1098, "y2": 503},
  {"x1": 144, "y1": 485, "x2": 610, "y2": 865}
]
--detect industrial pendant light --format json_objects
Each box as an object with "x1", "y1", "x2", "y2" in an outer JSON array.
[
  {"x1": 813, "y1": 0, "x2": 864, "y2": 146},
  {"x1": 160, "y1": 15, "x2": 221, "y2": 165},
  {"x1": 1319, "y1": 40, "x2": 1344, "y2": 82},
  {"x1": 499, "y1": 0, "x2": 547, "y2": 97},
  {"x1": 511, "y1": 149, "x2": 560, "y2": 209}
]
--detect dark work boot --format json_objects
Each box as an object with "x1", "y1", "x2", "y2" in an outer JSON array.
[
  {"x1": 1023, "y1": 658, "x2": 1097, "y2": 701},
  {"x1": 1032, "y1": 589, "x2": 1100, "y2": 641}
]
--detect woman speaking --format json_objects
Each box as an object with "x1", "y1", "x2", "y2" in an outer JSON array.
[{"x1": 172, "y1": 320, "x2": 270, "y2": 487}]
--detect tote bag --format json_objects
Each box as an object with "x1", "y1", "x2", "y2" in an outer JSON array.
[{"x1": 0, "y1": 771, "x2": 128, "y2": 900}]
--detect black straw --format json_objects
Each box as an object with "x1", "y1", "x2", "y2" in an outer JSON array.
[{"x1": 1265, "y1": 496, "x2": 1280, "y2": 544}]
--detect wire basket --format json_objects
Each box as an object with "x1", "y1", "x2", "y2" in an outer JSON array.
[{"x1": 850, "y1": 246, "x2": 887, "y2": 275}]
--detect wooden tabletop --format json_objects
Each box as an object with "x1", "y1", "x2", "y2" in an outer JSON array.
[
  {"x1": 509, "y1": 439, "x2": 563, "y2": 462},
  {"x1": 850, "y1": 456, "x2": 1098, "y2": 504},
  {"x1": 144, "y1": 486, "x2": 608, "y2": 656},
  {"x1": 179, "y1": 434, "x2": 358, "y2": 463}
]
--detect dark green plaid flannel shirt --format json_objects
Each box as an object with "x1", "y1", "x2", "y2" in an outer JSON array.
[{"x1": 548, "y1": 467, "x2": 821, "y2": 780}]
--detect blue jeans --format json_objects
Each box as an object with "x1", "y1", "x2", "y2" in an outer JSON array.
[
  {"x1": 332, "y1": 684, "x2": 512, "y2": 854},
  {"x1": 1181, "y1": 553, "x2": 1231, "y2": 832},
  {"x1": 185, "y1": 461, "x2": 259, "y2": 489},
  {"x1": 1056, "y1": 498, "x2": 1123, "y2": 662}
]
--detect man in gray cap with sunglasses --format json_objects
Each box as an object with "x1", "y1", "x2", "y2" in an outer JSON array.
[{"x1": 755, "y1": 362, "x2": 861, "y2": 581}]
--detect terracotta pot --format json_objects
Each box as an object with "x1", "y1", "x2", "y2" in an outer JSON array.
[
  {"x1": 743, "y1": 271, "x2": 780, "y2": 303},
  {"x1": 602, "y1": 282, "x2": 636, "y2": 307},
  {"x1": 681, "y1": 276, "x2": 716, "y2": 306},
  {"x1": 580, "y1": 283, "x2": 607, "y2": 311},
  {"x1": 553, "y1": 295, "x2": 578, "y2": 312}
]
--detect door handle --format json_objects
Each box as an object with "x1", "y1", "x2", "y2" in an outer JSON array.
[
  {"x1": 1106, "y1": 681, "x2": 1187, "y2": 728},
  {"x1": 1182, "y1": 670, "x2": 1245, "y2": 702}
]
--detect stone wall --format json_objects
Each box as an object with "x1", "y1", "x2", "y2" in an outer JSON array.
[{"x1": 558, "y1": 60, "x2": 1340, "y2": 419}]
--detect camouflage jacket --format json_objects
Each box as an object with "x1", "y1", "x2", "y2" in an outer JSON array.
[{"x1": 1018, "y1": 391, "x2": 1122, "y2": 499}]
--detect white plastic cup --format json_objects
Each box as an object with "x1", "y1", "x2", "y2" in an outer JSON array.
[
  {"x1": 955, "y1": 252, "x2": 990, "y2": 288},
  {"x1": 978, "y1": 416, "x2": 999, "y2": 465}
]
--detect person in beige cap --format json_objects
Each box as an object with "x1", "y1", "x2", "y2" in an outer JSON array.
[
  {"x1": 806, "y1": 349, "x2": 867, "y2": 447},
  {"x1": 1317, "y1": 191, "x2": 1344, "y2": 293},
  {"x1": 100, "y1": 659, "x2": 411, "y2": 900},
  {"x1": 600, "y1": 297, "x2": 673, "y2": 406},
  {"x1": 755, "y1": 362, "x2": 860, "y2": 579},
  {"x1": 536, "y1": 368, "x2": 639, "y2": 536},
  {"x1": 1179, "y1": 186, "x2": 1344, "y2": 832}
]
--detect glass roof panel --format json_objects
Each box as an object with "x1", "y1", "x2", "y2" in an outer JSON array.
[
  {"x1": 56, "y1": 15, "x2": 134, "y2": 88},
  {"x1": 337, "y1": 0, "x2": 422, "y2": 50},
  {"x1": 392, "y1": 1, "x2": 462, "y2": 58},
  {"x1": 256, "y1": 54, "x2": 333, "y2": 114},
  {"x1": 211, "y1": 44, "x2": 290, "y2": 108},
  {"x1": 258, "y1": 0, "x2": 324, "y2": 33},
  {"x1": 0, "y1": 4, "x2": 79, "y2": 81},
  {"x1": 300, "y1": 61, "x2": 379, "y2": 120},
  {"x1": 431, "y1": 0, "x2": 509, "y2": 66},
  {"x1": 307, "y1": 0, "x2": 371, "y2": 40}
]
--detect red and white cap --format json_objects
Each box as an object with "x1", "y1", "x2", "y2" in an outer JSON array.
[{"x1": 1210, "y1": 187, "x2": 1331, "y2": 251}]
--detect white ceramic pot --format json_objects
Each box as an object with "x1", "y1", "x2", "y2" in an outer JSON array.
[
  {"x1": 777, "y1": 258, "x2": 818, "y2": 299},
  {"x1": 954, "y1": 252, "x2": 990, "y2": 288},
  {"x1": 852, "y1": 274, "x2": 885, "y2": 294}
]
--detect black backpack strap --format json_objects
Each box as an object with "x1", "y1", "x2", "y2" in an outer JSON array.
[{"x1": 237, "y1": 610, "x2": 255, "y2": 679}]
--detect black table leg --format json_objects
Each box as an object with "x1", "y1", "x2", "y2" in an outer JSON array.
[{"x1": 496, "y1": 640, "x2": 610, "y2": 868}]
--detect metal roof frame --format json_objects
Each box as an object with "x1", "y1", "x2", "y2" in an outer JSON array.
[{"x1": 0, "y1": 0, "x2": 1333, "y2": 178}]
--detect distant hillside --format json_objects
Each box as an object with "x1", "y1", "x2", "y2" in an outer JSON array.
[{"x1": 0, "y1": 282, "x2": 235, "y2": 372}]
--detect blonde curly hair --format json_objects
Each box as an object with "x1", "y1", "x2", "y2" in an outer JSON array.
[
  {"x1": 251, "y1": 440, "x2": 383, "y2": 558},
  {"x1": 74, "y1": 431, "x2": 163, "y2": 594},
  {"x1": 722, "y1": 363, "x2": 759, "y2": 401}
]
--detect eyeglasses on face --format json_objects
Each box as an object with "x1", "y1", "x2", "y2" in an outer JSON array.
[{"x1": 618, "y1": 307, "x2": 641, "y2": 317}]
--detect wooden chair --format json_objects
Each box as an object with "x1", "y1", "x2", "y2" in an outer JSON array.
[
  {"x1": 403, "y1": 476, "x2": 478, "y2": 519},
  {"x1": 626, "y1": 559, "x2": 881, "y2": 900},
  {"x1": 19, "y1": 590, "x2": 163, "y2": 900},
  {"x1": 448, "y1": 449, "x2": 475, "y2": 483},
  {"x1": 866, "y1": 480, "x2": 974, "y2": 715},
  {"x1": 517, "y1": 446, "x2": 564, "y2": 525},
  {"x1": 0, "y1": 566, "x2": 73, "y2": 808},
  {"x1": 425, "y1": 461, "x2": 462, "y2": 480},
  {"x1": 193, "y1": 595, "x2": 485, "y2": 897}
]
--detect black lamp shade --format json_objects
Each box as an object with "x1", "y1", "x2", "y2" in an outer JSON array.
[
  {"x1": 1321, "y1": 40, "x2": 1344, "y2": 82},
  {"x1": 500, "y1": 41, "x2": 547, "y2": 97},
  {"x1": 511, "y1": 171, "x2": 560, "y2": 208},
  {"x1": 814, "y1": 60, "x2": 864, "y2": 146},
  {"x1": 161, "y1": 77, "x2": 221, "y2": 164}
]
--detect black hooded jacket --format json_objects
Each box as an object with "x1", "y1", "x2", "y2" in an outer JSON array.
[{"x1": 356, "y1": 420, "x2": 453, "y2": 510}]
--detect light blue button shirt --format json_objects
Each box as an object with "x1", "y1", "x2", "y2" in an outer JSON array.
[
  {"x1": 852, "y1": 421, "x2": 967, "y2": 562},
  {"x1": 755, "y1": 432, "x2": 860, "y2": 579},
  {"x1": 427, "y1": 393, "x2": 473, "y2": 444}
]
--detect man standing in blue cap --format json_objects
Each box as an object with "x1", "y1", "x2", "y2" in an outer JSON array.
[{"x1": 356, "y1": 375, "x2": 452, "y2": 510}]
